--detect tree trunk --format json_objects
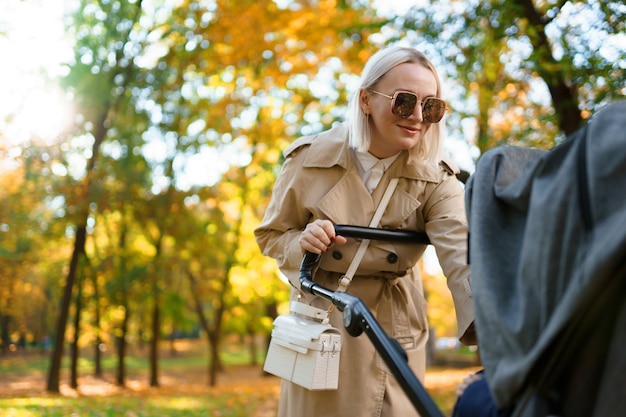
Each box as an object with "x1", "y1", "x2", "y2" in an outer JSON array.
[
  {"x1": 514, "y1": 0, "x2": 582, "y2": 134},
  {"x1": 115, "y1": 217, "x2": 130, "y2": 386},
  {"x1": 70, "y1": 274, "x2": 83, "y2": 389},
  {"x1": 94, "y1": 333, "x2": 102, "y2": 378},
  {"x1": 46, "y1": 223, "x2": 87, "y2": 393},
  {"x1": 93, "y1": 272, "x2": 102, "y2": 378},
  {"x1": 1, "y1": 314, "x2": 10, "y2": 356},
  {"x1": 46, "y1": 100, "x2": 109, "y2": 393},
  {"x1": 187, "y1": 270, "x2": 214, "y2": 385},
  {"x1": 248, "y1": 327, "x2": 257, "y2": 366},
  {"x1": 149, "y1": 300, "x2": 160, "y2": 387},
  {"x1": 209, "y1": 330, "x2": 220, "y2": 386},
  {"x1": 147, "y1": 230, "x2": 164, "y2": 388},
  {"x1": 116, "y1": 305, "x2": 129, "y2": 387}
]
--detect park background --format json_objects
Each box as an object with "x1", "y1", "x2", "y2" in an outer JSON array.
[{"x1": 1, "y1": 0, "x2": 624, "y2": 415}]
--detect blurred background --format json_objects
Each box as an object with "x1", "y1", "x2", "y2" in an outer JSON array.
[{"x1": 0, "y1": 0, "x2": 624, "y2": 412}]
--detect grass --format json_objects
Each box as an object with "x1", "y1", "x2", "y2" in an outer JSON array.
[
  {"x1": 1, "y1": 392, "x2": 277, "y2": 417},
  {"x1": 0, "y1": 340, "x2": 479, "y2": 417}
]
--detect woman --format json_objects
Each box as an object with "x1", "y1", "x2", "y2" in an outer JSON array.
[{"x1": 255, "y1": 45, "x2": 476, "y2": 417}]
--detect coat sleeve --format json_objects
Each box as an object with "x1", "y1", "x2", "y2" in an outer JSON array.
[
  {"x1": 254, "y1": 145, "x2": 312, "y2": 289},
  {"x1": 424, "y1": 173, "x2": 476, "y2": 345}
]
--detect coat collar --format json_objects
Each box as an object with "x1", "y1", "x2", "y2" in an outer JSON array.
[
  {"x1": 302, "y1": 122, "x2": 352, "y2": 169},
  {"x1": 284, "y1": 121, "x2": 444, "y2": 183}
]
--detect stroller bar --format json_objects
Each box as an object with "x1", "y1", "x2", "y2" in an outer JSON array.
[
  {"x1": 299, "y1": 225, "x2": 443, "y2": 417},
  {"x1": 334, "y1": 224, "x2": 430, "y2": 245}
]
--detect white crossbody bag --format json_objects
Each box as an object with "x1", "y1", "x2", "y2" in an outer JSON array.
[{"x1": 263, "y1": 179, "x2": 399, "y2": 390}]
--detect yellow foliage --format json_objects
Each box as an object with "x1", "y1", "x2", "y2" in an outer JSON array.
[{"x1": 419, "y1": 255, "x2": 458, "y2": 337}]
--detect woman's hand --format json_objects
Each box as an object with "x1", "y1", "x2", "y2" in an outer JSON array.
[{"x1": 299, "y1": 219, "x2": 348, "y2": 254}]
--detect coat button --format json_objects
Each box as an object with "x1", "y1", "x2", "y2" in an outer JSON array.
[
  {"x1": 332, "y1": 250, "x2": 342, "y2": 260},
  {"x1": 386, "y1": 253, "x2": 398, "y2": 264}
]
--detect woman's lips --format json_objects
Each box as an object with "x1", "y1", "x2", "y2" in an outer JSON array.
[{"x1": 399, "y1": 124, "x2": 420, "y2": 135}]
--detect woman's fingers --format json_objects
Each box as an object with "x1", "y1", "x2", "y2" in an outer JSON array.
[
  {"x1": 300, "y1": 220, "x2": 335, "y2": 254},
  {"x1": 299, "y1": 220, "x2": 348, "y2": 254}
]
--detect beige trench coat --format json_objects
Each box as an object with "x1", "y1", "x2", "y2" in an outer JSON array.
[{"x1": 255, "y1": 122, "x2": 475, "y2": 417}]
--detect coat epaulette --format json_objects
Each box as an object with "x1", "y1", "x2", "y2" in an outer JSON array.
[
  {"x1": 283, "y1": 134, "x2": 318, "y2": 158},
  {"x1": 439, "y1": 157, "x2": 460, "y2": 176}
]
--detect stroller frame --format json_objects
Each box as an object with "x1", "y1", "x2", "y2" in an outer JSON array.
[{"x1": 298, "y1": 224, "x2": 444, "y2": 417}]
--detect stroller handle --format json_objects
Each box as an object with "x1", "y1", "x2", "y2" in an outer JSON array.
[
  {"x1": 300, "y1": 224, "x2": 430, "y2": 293},
  {"x1": 334, "y1": 224, "x2": 430, "y2": 245}
]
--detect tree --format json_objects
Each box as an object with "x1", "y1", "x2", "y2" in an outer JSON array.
[
  {"x1": 46, "y1": 0, "x2": 146, "y2": 392},
  {"x1": 398, "y1": 0, "x2": 625, "y2": 153}
]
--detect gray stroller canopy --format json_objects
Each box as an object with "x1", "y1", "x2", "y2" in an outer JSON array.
[{"x1": 465, "y1": 101, "x2": 626, "y2": 417}]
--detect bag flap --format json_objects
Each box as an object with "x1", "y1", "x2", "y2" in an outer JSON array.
[{"x1": 271, "y1": 314, "x2": 341, "y2": 352}]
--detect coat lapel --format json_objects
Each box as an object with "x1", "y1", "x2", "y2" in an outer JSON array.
[
  {"x1": 302, "y1": 123, "x2": 434, "y2": 231},
  {"x1": 317, "y1": 165, "x2": 373, "y2": 224}
]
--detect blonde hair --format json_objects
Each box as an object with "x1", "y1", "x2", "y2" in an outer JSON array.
[{"x1": 348, "y1": 45, "x2": 445, "y2": 163}]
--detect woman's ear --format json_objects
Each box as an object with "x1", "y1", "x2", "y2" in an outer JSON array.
[{"x1": 358, "y1": 88, "x2": 371, "y2": 115}]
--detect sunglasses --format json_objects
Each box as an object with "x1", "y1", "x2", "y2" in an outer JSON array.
[{"x1": 368, "y1": 89, "x2": 447, "y2": 123}]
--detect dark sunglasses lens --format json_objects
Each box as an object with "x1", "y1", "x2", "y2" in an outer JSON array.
[
  {"x1": 423, "y1": 98, "x2": 446, "y2": 123},
  {"x1": 393, "y1": 93, "x2": 417, "y2": 117}
]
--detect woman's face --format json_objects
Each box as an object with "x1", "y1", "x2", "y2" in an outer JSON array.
[{"x1": 359, "y1": 62, "x2": 438, "y2": 159}]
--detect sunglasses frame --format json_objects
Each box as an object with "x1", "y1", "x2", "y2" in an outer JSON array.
[{"x1": 368, "y1": 89, "x2": 447, "y2": 123}]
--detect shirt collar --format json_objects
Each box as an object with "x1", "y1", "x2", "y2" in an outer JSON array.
[{"x1": 354, "y1": 149, "x2": 400, "y2": 172}]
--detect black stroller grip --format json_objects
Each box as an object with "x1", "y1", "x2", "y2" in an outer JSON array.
[
  {"x1": 299, "y1": 225, "x2": 430, "y2": 292},
  {"x1": 334, "y1": 224, "x2": 430, "y2": 245}
]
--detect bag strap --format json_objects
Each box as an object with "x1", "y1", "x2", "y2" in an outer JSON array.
[{"x1": 334, "y1": 177, "x2": 399, "y2": 294}]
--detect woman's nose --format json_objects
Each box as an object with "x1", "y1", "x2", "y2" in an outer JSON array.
[{"x1": 407, "y1": 102, "x2": 424, "y2": 121}]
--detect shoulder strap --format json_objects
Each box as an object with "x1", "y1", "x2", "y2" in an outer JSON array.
[{"x1": 335, "y1": 178, "x2": 399, "y2": 293}]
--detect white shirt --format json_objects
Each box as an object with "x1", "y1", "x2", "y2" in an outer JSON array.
[{"x1": 352, "y1": 148, "x2": 400, "y2": 193}]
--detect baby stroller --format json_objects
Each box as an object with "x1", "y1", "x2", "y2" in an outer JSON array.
[{"x1": 463, "y1": 101, "x2": 626, "y2": 417}]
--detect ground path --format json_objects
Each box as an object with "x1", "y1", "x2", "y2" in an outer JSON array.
[
  {"x1": 0, "y1": 344, "x2": 480, "y2": 416},
  {"x1": 1, "y1": 361, "x2": 480, "y2": 416}
]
